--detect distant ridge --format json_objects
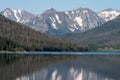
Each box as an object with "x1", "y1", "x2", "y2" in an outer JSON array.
[{"x1": 63, "y1": 15, "x2": 120, "y2": 51}]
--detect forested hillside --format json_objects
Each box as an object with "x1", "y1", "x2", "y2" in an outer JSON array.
[
  {"x1": 63, "y1": 15, "x2": 120, "y2": 51},
  {"x1": 0, "y1": 14, "x2": 86, "y2": 51}
]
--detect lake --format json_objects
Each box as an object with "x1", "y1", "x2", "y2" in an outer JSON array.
[
  {"x1": 0, "y1": 52, "x2": 120, "y2": 80},
  {"x1": 2, "y1": 51, "x2": 120, "y2": 54}
]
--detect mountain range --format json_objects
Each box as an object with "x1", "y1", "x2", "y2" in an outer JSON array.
[{"x1": 1, "y1": 8, "x2": 120, "y2": 36}]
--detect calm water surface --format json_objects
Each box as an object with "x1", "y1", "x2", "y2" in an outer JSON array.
[
  {"x1": 15, "y1": 52, "x2": 120, "y2": 80},
  {"x1": 4, "y1": 52, "x2": 120, "y2": 54}
]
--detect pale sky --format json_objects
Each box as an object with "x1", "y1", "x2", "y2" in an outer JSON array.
[{"x1": 0, "y1": 0, "x2": 120, "y2": 14}]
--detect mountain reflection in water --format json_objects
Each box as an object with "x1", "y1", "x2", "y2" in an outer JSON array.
[
  {"x1": 1, "y1": 53, "x2": 119, "y2": 80},
  {"x1": 16, "y1": 63, "x2": 113, "y2": 80}
]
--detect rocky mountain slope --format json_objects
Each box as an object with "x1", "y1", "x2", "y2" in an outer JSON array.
[
  {"x1": 0, "y1": 8, "x2": 35, "y2": 23},
  {"x1": 1, "y1": 8, "x2": 105, "y2": 36},
  {"x1": 25, "y1": 8, "x2": 104, "y2": 35}
]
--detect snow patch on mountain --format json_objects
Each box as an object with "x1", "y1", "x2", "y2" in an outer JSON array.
[
  {"x1": 74, "y1": 17, "x2": 83, "y2": 27},
  {"x1": 98, "y1": 9, "x2": 120, "y2": 21},
  {"x1": 14, "y1": 10, "x2": 21, "y2": 22},
  {"x1": 55, "y1": 14, "x2": 62, "y2": 23},
  {"x1": 65, "y1": 11, "x2": 69, "y2": 14},
  {"x1": 83, "y1": 10, "x2": 88, "y2": 14},
  {"x1": 69, "y1": 28, "x2": 75, "y2": 32},
  {"x1": 52, "y1": 23, "x2": 57, "y2": 29}
]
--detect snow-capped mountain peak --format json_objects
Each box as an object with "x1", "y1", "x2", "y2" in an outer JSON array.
[
  {"x1": 0, "y1": 8, "x2": 35, "y2": 23},
  {"x1": 1, "y1": 8, "x2": 113, "y2": 36},
  {"x1": 64, "y1": 8, "x2": 105, "y2": 31},
  {"x1": 98, "y1": 8, "x2": 120, "y2": 21},
  {"x1": 43, "y1": 8, "x2": 57, "y2": 14},
  {"x1": 24, "y1": 8, "x2": 104, "y2": 36},
  {"x1": 1, "y1": 8, "x2": 13, "y2": 18}
]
